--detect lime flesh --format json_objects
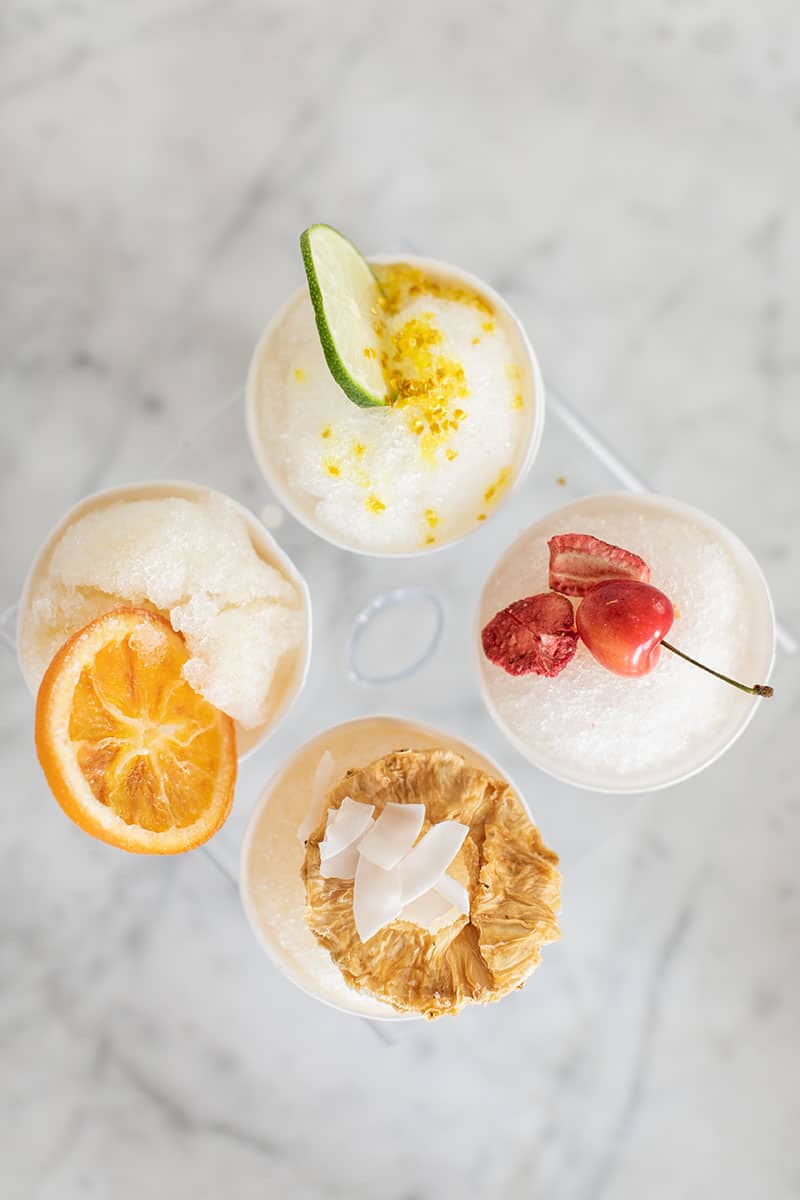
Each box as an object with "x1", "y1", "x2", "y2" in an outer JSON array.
[{"x1": 300, "y1": 224, "x2": 388, "y2": 408}]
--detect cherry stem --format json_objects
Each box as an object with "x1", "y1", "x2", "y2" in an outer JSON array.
[{"x1": 661, "y1": 640, "x2": 773, "y2": 698}]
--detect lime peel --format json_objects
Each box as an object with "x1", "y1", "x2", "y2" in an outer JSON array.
[{"x1": 300, "y1": 224, "x2": 389, "y2": 409}]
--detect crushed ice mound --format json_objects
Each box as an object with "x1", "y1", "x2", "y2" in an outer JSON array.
[{"x1": 31, "y1": 496, "x2": 304, "y2": 728}]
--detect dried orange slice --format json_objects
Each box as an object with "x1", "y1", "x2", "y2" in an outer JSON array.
[{"x1": 35, "y1": 608, "x2": 237, "y2": 854}]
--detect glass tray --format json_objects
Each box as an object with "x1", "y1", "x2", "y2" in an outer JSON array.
[{"x1": 3, "y1": 389, "x2": 796, "y2": 1038}]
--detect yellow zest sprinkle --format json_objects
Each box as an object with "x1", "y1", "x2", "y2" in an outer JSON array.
[
  {"x1": 363, "y1": 346, "x2": 377, "y2": 360},
  {"x1": 382, "y1": 312, "x2": 470, "y2": 461},
  {"x1": 483, "y1": 467, "x2": 511, "y2": 504},
  {"x1": 366, "y1": 494, "x2": 386, "y2": 514},
  {"x1": 321, "y1": 425, "x2": 332, "y2": 439},
  {"x1": 325, "y1": 460, "x2": 340, "y2": 478},
  {"x1": 373, "y1": 263, "x2": 495, "y2": 317},
  {"x1": 512, "y1": 393, "x2": 525, "y2": 411},
  {"x1": 364, "y1": 265, "x2": 503, "y2": 465},
  {"x1": 505, "y1": 362, "x2": 521, "y2": 381},
  {"x1": 445, "y1": 448, "x2": 458, "y2": 461},
  {"x1": 424, "y1": 508, "x2": 438, "y2": 529},
  {"x1": 393, "y1": 314, "x2": 442, "y2": 358},
  {"x1": 477, "y1": 513, "x2": 487, "y2": 522},
  {"x1": 294, "y1": 367, "x2": 307, "y2": 383},
  {"x1": 673, "y1": 606, "x2": 681, "y2": 619},
  {"x1": 425, "y1": 535, "x2": 436, "y2": 545},
  {"x1": 556, "y1": 475, "x2": 567, "y2": 486},
  {"x1": 353, "y1": 442, "x2": 366, "y2": 458},
  {"x1": 419, "y1": 432, "x2": 440, "y2": 461}
]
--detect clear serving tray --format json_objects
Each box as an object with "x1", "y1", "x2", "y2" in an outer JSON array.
[{"x1": 3, "y1": 388, "x2": 796, "y2": 1038}]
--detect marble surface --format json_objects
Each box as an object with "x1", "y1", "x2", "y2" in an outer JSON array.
[{"x1": 2, "y1": 2, "x2": 799, "y2": 1197}]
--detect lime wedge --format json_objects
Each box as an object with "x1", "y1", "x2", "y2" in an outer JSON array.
[{"x1": 300, "y1": 224, "x2": 389, "y2": 408}]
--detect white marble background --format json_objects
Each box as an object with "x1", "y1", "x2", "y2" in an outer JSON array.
[{"x1": 1, "y1": 2, "x2": 799, "y2": 1197}]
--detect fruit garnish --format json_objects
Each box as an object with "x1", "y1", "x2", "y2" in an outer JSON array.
[
  {"x1": 399, "y1": 820, "x2": 469, "y2": 907},
  {"x1": 311, "y1": 790, "x2": 470, "y2": 941},
  {"x1": 576, "y1": 580, "x2": 674, "y2": 676},
  {"x1": 548, "y1": 532, "x2": 650, "y2": 596},
  {"x1": 353, "y1": 854, "x2": 404, "y2": 942},
  {"x1": 657, "y1": 641, "x2": 773, "y2": 696},
  {"x1": 577, "y1": 579, "x2": 774, "y2": 696},
  {"x1": 359, "y1": 802, "x2": 426, "y2": 870},
  {"x1": 297, "y1": 750, "x2": 337, "y2": 845},
  {"x1": 304, "y1": 749, "x2": 560, "y2": 1017},
  {"x1": 318, "y1": 796, "x2": 375, "y2": 861},
  {"x1": 482, "y1": 592, "x2": 578, "y2": 677},
  {"x1": 35, "y1": 608, "x2": 237, "y2": 854},
  {"x1": 300, "y1": 224, "x2": 388, "y2": 408}
]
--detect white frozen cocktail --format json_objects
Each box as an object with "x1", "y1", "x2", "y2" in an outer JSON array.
[
  {"x1": 478, "y1": 492, "x2": 775, "y2": 793},
  {"x1": 241, "y1": 717, "x2": 560, "y2": 1020},
  {"x1": 19, "y1": 481, "x2": 311, "y2": 757},
  {"x1": 247, "y1": 226, "x2": 543, "y2": 555}
]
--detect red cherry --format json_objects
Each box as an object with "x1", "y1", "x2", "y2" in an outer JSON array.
[{"x1": 576, "y1": 580, "x2": 674, "y2": 677}]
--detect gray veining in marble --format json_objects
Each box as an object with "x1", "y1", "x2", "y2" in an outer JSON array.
[{"x1": 1, "y1": 3, "x2": 799, "y2": 1198}]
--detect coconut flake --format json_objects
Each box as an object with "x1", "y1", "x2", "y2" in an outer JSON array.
[
  {"x1": 353, "y1": 856, "x2": 403, "y2": 942},
  {"x1": 319, "y1": 843, "x2": 360, "y2": 880},
  {"x1": 400, "y1": 889, "x2": 456, "y2": 930},
  {"x1": 434, "y1": 874, "x2": 470, "y2": 915},
  {"x1": 297, "y1": 751, "x2": 338, "y2": 844},
  {"x1": 358, "y1": 802, "x2": 426, "y2": 870},
  {"x1": 319, "y1": 796, "x2": 374, "y2": 861},
  {"x1": 400, "y1": 821, "x2": 469, "y2": 905}
]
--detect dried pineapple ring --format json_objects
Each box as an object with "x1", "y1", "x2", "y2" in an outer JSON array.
[{"x1": 302, "y1": 749, "x2": 560, "y2": 1019}]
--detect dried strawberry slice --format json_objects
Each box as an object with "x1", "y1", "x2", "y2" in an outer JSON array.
[
  {"x1": 548, "y1": 533, "x2": 650, "y2": 597},
  {"x1": 482, "y1": 592, "x2": 578, "y2": 677}
]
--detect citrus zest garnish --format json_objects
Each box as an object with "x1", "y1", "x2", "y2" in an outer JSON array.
[
  {"x1": 35, "y1": 609, "x2": 236, "y2": 855},
  {"x1": 374, "y1": 263, "x2": 494, "y2": 317},
  {"x1": 382, "y1": 311, "x2": 470, "y2": 458},
  {"x1": 484, "y1": 467, "x2": 511, "y2": 504},
  {"x1": 366, "y1": 495, "x2": 386, "y2": 514}
]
